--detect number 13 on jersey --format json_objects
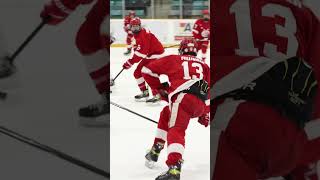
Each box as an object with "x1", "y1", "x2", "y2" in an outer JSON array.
[
  {"x1": 230, "y1": 0, "x2": 299, "y2": 60},
  {"x1": 182, "y1": 61, "x2": 204, "y2": 80}
]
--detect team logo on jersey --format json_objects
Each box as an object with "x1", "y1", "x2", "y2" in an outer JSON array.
[
  {"x1": 201, "y1": 30, "x2": 210, "y2": 38},
  {"x1": 288, "y1": 91, "x2": 306, "y2": 105}
]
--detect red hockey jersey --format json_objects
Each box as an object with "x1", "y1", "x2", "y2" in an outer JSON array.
[
  {"x1": 127, "y1": 28, "x2": 164, "y2": 65},
  {"x1": 212, "y1": 0, "x2": 320, "y2": 118},
  {"x1": 212, "y1": 1, "x2": 320, "y2": 176},
  {"x1": 142, "y1": 54, "x2": 210, "y2": 106},
  {"x1": 124, "y1": 16, "x2": 132, "y2": 33},
  {"x1": 192, "y1": 19, "x2": 210, "y2": 41}
]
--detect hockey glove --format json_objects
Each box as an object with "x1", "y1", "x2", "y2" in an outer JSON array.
[
  {"x1": 40, "y1": 0, "x2": 76, "y2": 25},
  {"x1": 122, "y1": 60, "x2": 133, "y2": 69},
  {"x1": 198, "y1": 113, "x2": 210, "y2": 127}
]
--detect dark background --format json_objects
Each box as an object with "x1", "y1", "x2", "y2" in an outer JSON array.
[{"x1": 0, "y1": 0, "x2": 108, "y2": 179}]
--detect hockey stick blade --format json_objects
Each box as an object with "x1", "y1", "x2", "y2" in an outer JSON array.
[
  {"x1": 110, "y1": 101, "x2": 158, "y2": 124},
  {"x1": 0, "y1": 126, "x2": 110, "y2": 178},
  {"x1": 0, "y1": 91, "x2": 7, "y2": 100}
]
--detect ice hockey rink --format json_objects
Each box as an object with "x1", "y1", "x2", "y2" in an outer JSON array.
[
  {"x1": 110, "y1": 47, "x2": 320, "y2": 180},
  {"x1": 0, "y1": 1, "x2": 107, "y2": 179},
  {"x1": 110, "y1": 47, "x2": 210, "y2": 180}
]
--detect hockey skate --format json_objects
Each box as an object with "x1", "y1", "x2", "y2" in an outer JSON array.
[
  {"x1": 0, "y1": 56, "x2": 16, "y2": 79},
  {"x1": 78, "y1": 93, "x2": 109, "y2": 127},
  {"x1": 146, "y1": 94, "x2": 161, "y2": 103},
  {"x1": 134, "y1": 90, "x2": 149, "y2": 101},
  {"x1": 155, "y1": 160, "x2": 183, "y2": 180},
  {"x1": 145, "y1": 142, "x2": 164, "y2": 168},
  {"x1": 123, "y1": 49, "x2": 132, "y2": 56}
]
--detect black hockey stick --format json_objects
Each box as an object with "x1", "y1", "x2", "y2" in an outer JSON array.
[
  {"x1": 110, "y1": 101, "x2": 158, "y2": 124},
  {"x1": 8, "y1": 19, "x2": 47, "y2": 64},
  {"x1": 0, "y1": 125, "x2": 110, "y2": 178},
  {"x1": 1, "y1": 18, "x2": 48, "y2": 98},
  {"x1": 113, "y1": 68, "x2": 124, "y2": 82}
]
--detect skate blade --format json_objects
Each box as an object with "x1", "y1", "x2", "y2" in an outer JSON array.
[
  {"x1": 146, "y1": 100, "x2": 161, "y2": 104},
  {"x1": 134, "y1": 97, "x2": 149, "y2": 102},
  {"x1": 145, "y1": 159, "x2": 155, "y2": 169},
  {"x1": 79, "y1": 116, "x2": 109, "y2": 127}
]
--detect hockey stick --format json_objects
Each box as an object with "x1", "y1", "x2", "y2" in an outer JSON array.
[
  {"x1": 164, "y1": 44, "x2": 179, "y2": 49},
  {"x1": 0, "y1": 19, "x2": 47, "y2": 98},
  {"x1": 0, "y1": 125, "x2": 110, "y2": 178},
  {"x1": 8, "y1": 19, "x2": 47, "y2": 64},
  {"x1": 110, "y1": 101, "x2": 158, "y2": 124},
  {"x1": 113, "y1": 68, "x2": 124, "y2": 82}
]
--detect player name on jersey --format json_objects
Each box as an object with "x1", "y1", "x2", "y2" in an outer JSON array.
[{"x1": 181, "y1": 56, "x2": 204, "y2": 63}]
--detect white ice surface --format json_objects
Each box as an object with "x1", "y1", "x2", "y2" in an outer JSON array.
[{"x1": 110, "y1": 47, "x2": 210, "y2": 180}]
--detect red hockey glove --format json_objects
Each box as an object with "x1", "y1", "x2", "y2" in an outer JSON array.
[
  {"x1": 40, "y1": 0, "x2": 75, "y2": 25},
  {"x1": 198, "y1": 113, "x2": 210, "y2": 127},
  {"x1": 122, "y1": 60, "x2": 133, "y2": 69}
]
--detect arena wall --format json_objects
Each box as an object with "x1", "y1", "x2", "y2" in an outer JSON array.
[{"x1": 110, "y1": 19, "x2": 196, "y2": 47}]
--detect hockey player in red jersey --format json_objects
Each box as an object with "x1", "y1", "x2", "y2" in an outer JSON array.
[
  {"x1": 122, "y1": 17, "x2": 165, "y2": 103},
  {"x1": 192, "y1": 9, "x2": 210, "y2": 62},
  {"x1": 123, "y1": 10, "x2": 136, "y2": 56},
  {"x1": 40, "y1": 0, "x2": 108, "y2": 125},
  {"x1": 211, "y1": 0, "x2": 320, "y2": 179},
  {"x1": 142, "y1": 38, "x2": 210, "y2": 180}
]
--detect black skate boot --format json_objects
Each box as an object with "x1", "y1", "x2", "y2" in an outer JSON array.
[
  {"x1": 155, "y1": 160, "x2": 183, "y2": 180},
  {"x1": 146, "y1": 94, "x2": 161, "y2": 103},
  {"x1": 134, "y1": 90, "x2": 149, "y2": 101},
  {"x1": 79, "y1": 93, "x2": 109, "y2": 126},
  {"x1": 123, "y1": 49, "x2": 132, "y2": 56},
  {"x1": 0, "y1": 56, "x2": 16, "y2": 79},
  {"x1": 145, "y1": 142, "x2": 164, "y2": 168}
]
